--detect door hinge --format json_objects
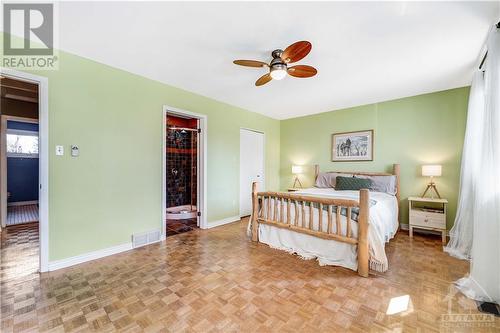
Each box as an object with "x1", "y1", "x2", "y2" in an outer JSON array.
[
  {"x1": 197, "y1": 128, "x2": 201, "y2": 133},
  {"x1": 197, "y1": 211, "x2": 201, "y2": 217}
]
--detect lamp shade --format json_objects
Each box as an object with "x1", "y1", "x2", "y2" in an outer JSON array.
[
  {"x1": 292, "y1": 165, "x2": 303, "y2": 174},
  {"x1": 422, "y1": 165, "x2": 442, "y2": 177}
]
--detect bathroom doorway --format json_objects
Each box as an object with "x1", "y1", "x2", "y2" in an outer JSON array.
[
  {"x1": 163, "y1": 107, "x2": 206, "y2": 236},
  {"x1": 1, "y1": 69, "x2": 49, "y2": 273}
]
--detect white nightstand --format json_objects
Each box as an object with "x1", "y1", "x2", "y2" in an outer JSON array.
[{"x1": 408, "y1": 196, "x2": 448, "y2": 243}]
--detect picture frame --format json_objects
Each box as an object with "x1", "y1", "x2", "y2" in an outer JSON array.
[{"x1": 332, "y1": 130, "x2": 373, "y2": 162}]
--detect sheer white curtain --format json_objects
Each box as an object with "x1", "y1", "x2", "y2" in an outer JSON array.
[
  {"x1": 444, "y1": 71, "x2": 484, "y2": 260},
  {"x1": 452, "y1": 27, "x2": 500, "y2": 303}
]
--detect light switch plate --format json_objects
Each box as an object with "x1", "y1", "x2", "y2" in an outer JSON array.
[{"x1": 55, "y1": 145, "x2": 64, "y2": 156}]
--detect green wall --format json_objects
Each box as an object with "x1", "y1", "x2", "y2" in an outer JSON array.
[
  {"x1": 280, "y1": 88, "x2": 469, "y2": 229},
  {"x1": 2, "y1": 46, "x2": 280, "y2": 261},
  {"x1": 2, "y1": 32, "x2": 469, "y2": 262}
]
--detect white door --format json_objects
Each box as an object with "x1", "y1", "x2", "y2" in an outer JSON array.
[{"x1": 240, "y1": 129, "x2": 265, "y2": 217}]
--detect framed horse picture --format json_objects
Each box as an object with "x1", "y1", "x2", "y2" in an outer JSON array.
[{"x1": 332, "y1": 130, "x2": 373, "y2": 161}]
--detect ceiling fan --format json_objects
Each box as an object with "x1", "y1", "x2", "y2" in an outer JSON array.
[{"x1": 233, "y1": 41, "x2": 317, "y2": 86}]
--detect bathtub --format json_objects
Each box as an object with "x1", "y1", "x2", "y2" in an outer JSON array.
[{"x1": 166, "y1": 205, "x2": 197, "y2": 220}]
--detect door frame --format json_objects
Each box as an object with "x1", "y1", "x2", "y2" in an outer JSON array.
[
  {"x1": 0, "y1": 67, "x2": 49, "y2": 272},
  {"x1": 239, "y1": 127, "x2": 266, "y2": 217},
  {"x1": 162, "y1": 105, "x2": 207, "y2": 236}
]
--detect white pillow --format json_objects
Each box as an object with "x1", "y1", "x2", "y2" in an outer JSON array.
[
  {"x1": 355, "y1": 175, "x2": 397, "y2": 195},
  {"x1": 315, "y1": 172, "x2": 354, "y2": 188}
]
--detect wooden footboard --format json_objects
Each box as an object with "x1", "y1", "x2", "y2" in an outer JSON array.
[{"x1": 251, "y1": 183, "x2": 370, "y2": 277}]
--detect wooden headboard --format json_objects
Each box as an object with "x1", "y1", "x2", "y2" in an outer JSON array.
[{"x1": 314, "y1": 164, "x2": 401, "y2": 219}]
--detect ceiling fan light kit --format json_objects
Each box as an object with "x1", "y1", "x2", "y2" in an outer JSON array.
[
  {"x1": 270, "y1": 63, "x2": 287, "y2": 80},
  {"x1": 233, "y1": 40, "x2": 317, "y2": 86}
]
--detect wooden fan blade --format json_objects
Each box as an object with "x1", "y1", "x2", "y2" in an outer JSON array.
[
  {"x1": 255, "y1": 73, "x2": 272, "y2": 86},
  {"x1": 281, "y1": 41, "x2": 312, "y2": 63},
  {"x1": 233, "y1": 60, "x2": 268, "y2": 68},
  {"x1": 287, "y1": 65, "x2": 317, "y2": 78}
]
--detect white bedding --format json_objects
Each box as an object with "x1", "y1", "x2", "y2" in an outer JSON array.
[{"x1": 248, "y1": 188, "x2": 399, "y2": 272}]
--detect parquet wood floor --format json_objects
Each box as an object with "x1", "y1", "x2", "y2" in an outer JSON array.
[
  {"x1": 166, "y1": 219, "x2": 198, "y2": 236},
  {"x1": 1, "y1": 218, "x2": 498, "y2": 332},
  {"x1": 1, "y1": 223, "x2": 39, "y2": 286}
]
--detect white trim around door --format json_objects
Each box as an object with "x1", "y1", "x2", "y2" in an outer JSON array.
[
  {"x1": 162, "y1": 106, "x2": 207, "y2": 237},
  {"x1": 0, "y1": 67, "x2": 49, "y2": 273}
]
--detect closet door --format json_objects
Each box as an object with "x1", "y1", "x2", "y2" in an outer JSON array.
[{"x1": 239, "y1": 129, "x2": 265, "y2": 217}]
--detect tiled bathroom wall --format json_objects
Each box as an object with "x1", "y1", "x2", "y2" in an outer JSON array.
[{"x1": 166, "y1": 126, "x2": 197, "y2": 208}]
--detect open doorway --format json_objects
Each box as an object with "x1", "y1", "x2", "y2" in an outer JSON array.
[
  {"x1": 162, "y1": 107, "x2": 207, "y2": 236},
  {"x1": 1, "y1": 69, "x2": 48, "y2": 273},
  {"x1": 0, "y1": 76, "x2": 40, "y2": 277},
  {"x1": 165, "y1": 114, "x2": 199, "y2": 235},
  {"x1": 4, "y1": 117, "x2": 39, "y2": 226}
]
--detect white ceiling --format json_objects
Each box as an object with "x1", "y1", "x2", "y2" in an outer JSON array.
[{"x1": 57, "y1": 1, "x2": 499, "y2": 119}]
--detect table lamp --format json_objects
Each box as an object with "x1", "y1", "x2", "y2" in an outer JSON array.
[
  {"x1": 421, "y1": 164, "x2": 442, "y2": 199},
  {"x1": 292, "y1": 165, "x2": 303, "y2": 188}
]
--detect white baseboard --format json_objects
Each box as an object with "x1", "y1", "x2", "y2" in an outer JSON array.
[
  {"x1": 8, "y1": 200, "x2": 38, "y2": 206},
  {"x1": 401, "y1": 223, "x2": 450, "y2": 236},
  {"x1": 48, "y1": 216, "x2": 241, "y2": 271},
  {"x1": 207, "y1": 215, "x2": 241, "y2": 229},
  {"x1": 48, "y1": 242, "x2": 133, "y2": 271}
]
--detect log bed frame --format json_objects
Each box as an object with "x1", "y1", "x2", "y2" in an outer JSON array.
[{"x1": 251, "y1": 164, "x2": 400, "y2": 277}]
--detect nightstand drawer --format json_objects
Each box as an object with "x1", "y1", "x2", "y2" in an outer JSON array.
[
  {"x1": 410, "y1": 209, "x2": 444, "y2": 220},
  {"x1": 410, "y1": 211, "x2": 445, "y2": 229},
  {"x1": 408, "y1": 196, "x2": 448, "y2": 243}
]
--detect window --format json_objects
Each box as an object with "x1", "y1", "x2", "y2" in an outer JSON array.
[{"x1": 6, "y1": 129, "x2": 39, "y2": 158}]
